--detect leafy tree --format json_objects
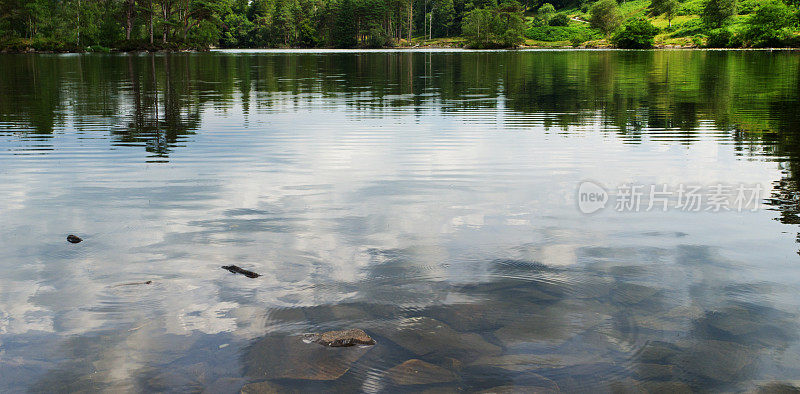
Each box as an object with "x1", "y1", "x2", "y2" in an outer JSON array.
[
  {"x1": 590, "y1": 0, "x2": 622, "y2": 35},
  {"x1": 432, "y1": 0, "x2": 456, "y2": 37},
  {"x1": 742, "y1": 0, "x2": 796, "y2": 47},
  {"x1": 535, "y1": 3, "x2": 556, "y2": 26},
  {"x1": 611, "y1": 17, "x2": 659, "y2": 48},
  {"x1": 549, "y1": 12, "x2": 570, "y2": 26},
  {"x1": 221, "y1": 13, "x2": 253, "y2": 47},
  {"x1": 333, "y1": 0, "x2": 358, "y2": 47},
  {"x1": 462, "y1": 1, "x2": 524, "y2": 47},
  {"x1": 649, "y1": 0, "x2": 679, "y2": 28},
  {"x1": 701, "y1": 0, "x2": 737, "y2": 28}
]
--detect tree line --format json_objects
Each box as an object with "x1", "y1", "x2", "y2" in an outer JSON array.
[
  {"x1": 1, "y1": 0, "x2": 798, "y2": 50},
  {"x1": 0, "y1": 0, "x2": 534, "y2": 50}
]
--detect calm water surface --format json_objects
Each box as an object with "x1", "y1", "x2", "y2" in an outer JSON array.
[{"x1": 1, "y1": 50, "x2": 800, "y2": 392}]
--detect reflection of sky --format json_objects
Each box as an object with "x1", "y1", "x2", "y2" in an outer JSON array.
[
  {"x1": 1, "y1": 64, "x2": 799, "y2": 390},
  {"x1": 1, "y1": 95, "x2": 794, "y2": 333}
]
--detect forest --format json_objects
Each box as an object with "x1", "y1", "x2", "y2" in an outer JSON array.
[{"x1": 0, "y1": 0, "x2": 798, "y2": 50}]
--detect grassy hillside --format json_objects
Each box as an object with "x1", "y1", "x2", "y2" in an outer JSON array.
[{"x1": 520, "y1": 0, "x2": 800, "y2": 48}]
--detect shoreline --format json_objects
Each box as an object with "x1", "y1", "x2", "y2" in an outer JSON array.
[{"x1": 4, "y1": 44, "x2": 800, "y2": 54}]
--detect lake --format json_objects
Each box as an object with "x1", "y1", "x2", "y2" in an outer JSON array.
[{"x1": 1, "y1": 50, "x2": 799, "y2": 392}]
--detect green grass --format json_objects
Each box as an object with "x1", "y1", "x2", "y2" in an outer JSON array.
[{"x1": 525, "y1": 23, "x2": 600, "y2": 42}]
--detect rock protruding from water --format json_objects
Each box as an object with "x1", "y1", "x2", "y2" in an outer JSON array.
[
  {"x1": 244, "y1": 335, "x2": 372, "y2": 380},
  {"x1": 221, "y1": 265, "x2": 260, "y2": 278},
  {"x1": 67, "y1": 234, "x2": 83, "y2": 243},
  {"x1": 386, "y1": 359, "x2": 458, "y2": 385},
  {"x1": 304, "y1": 329, "x2": 376, "y2": 347}
]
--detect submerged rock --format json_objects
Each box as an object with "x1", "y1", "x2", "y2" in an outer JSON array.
[
  {"x1": 221, "y1": 265, "x2": 260, "y2": 278},
  {"x1": 386, "y1": 359, "x2": 458, "y2": 386},
  {"x1": 470, "y1": 353, "x2": 605, "y2": 371},
  {"x1": 241, "y1": 380, "x2": 299, "y2": 394},
  {"x1": 637, "y1": 341, "x2": 681, "y2": 364},
  {"x1": 374, "y1": 317, "x2": 501, "y2": 361},
  {"x1": 425, "y1": 301, "x2": 519, "y2": 332},
  {"x1": 638, "y1": 381, "x2": 693, "y2": 393},
  {"x1": 304, "y1": 328, "x2": 376, "y2": 347},
  {"x1": 610, "y1": 283, "x2": 660, "y2": 306},
  {"x1": 476, "y1": 382, "x2": 559, "y2": 394},
  {"x1": 754, "y1": 382, "x2": 800, "y2": 393},
  {"x1": 244, "y1": 335, "x2": 371, "y2": 380},
  {"x1": 702, "y1": 307, "x2": 761, "y2": 336},
  {"x1": 677, "y1": 339, "x2": 752, "y2": 382},
  {"x1": 634, "y1": 363, "x2": 676, "y2": 380},
  {"x1": 67, "y1": 234, "x2": 83, "y2": 243}
]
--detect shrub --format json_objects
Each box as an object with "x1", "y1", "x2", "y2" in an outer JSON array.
[
  {"x1": 737, "y1": 0, "x2": 762, "y2": 15},
  {"x1": 549, "y1": 13, "x2": 570, "y2": 26},
  {"x1": 677, "y1": 0, "x2": 704, "y2": 16},
  {"x1": 741, "y1": 1, "x2": 797, "y2": 47},
  {"x1": 0, "y1": 38, "x2": 30, "y2": 52},
  {"x1": 366, "y1": 27, "x2": 392, "y2": 48},
  {"x1": 525, "y1": 25, "x2": 597, "y2": 42},
  {"x1": 611, "y1": 18, "x2": 660, "y2": 48},
  {"x1": 86, "y1": 45, "x2": 112, "y2": 53},
  {"x1": 668, "y1": 19, "x2": 705, "y2": 38},
  {"x1": 705, "y1": 28, "x2": 734, "y2": 47}
]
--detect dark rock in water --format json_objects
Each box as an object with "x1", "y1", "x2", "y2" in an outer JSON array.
[
  {"x1": 634, "y1": 363, "x2": 676, "y2": 380},
  {"x1": 221, "y1": 265, "x2": 260, "y2": 278},
  {"x1": 386, "y1": 359, "x2": 458, "y2": 385},
  {"x1": 202, "y1": 377, "x2": 246, "y2": 393},
  {"x1": 244, "y1": 335, "x2": 371, "y2": 380},
  {"x1": 241, "y1": 380, "x2": 300, "y2": 394},
  {"x1": 476, "y1": 382, "x2": 559, "y2": 394},
  {"x1": 373, "y1": 317, "x2": 501, "y2": 361},
  {"x1": 702, "y1": 307, "x2": 760, "y2": 336},
  {"x1": 304, "y1": 328, "x2": 376, "y2": 347},
  {"x1": 67, "y1": 234, "x2": 83, "y2": 243},
  {"x1": 425, "y1": 301, "x2": 520, "y2": 332},
  {"x1": 637, "y1": 341, "x2": 681, "y2": 364},
  {"x1": 677, "y1": 339, "x2": 752, "y2": 382},
  {"x1": 639, "y1": 381, "x2": 693, "y2": 393},
  {"x1": 610, "y1": 283, "x2": 660, "y2": 306},
  {"x1": 754, "y1": 382, "x2": 800, "y2": 394}
]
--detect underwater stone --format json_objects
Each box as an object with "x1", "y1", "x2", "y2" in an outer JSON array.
[
  {"x1": 244, "y1": 335, "x2": 371, "y2": 380},
  {"x1": 386, "y1": 359, "x2": 458, "y2": 386}
]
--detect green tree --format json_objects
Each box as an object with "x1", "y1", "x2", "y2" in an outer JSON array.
[
  {"x1": 333, "y1": 0, "x2": 358, "y2": 47},
  {"x1": 549, "y1": 12, "x2": 570, "y2": 26},
  {"x1": 701, "y1": 0, "x2": 737, "y2": 28},
  {"x1": 461, "y1": 0, "x2": 524, "y2": 48},
  {"x1": 432, "y1": 0, "x2": 456, "y2": 37},
  {"x1": 742, "y1": 0, "x2": 796, "y2": 47},
  {"x1": 611, "y1": 17, "x2": 659, "y2": 48},
  {"x1": 535, "y1": 3, "x2": 556, "y2": 26},
  {"x1": 649, "y1": 0, "x2": 679, "y2": 28},
  {"x1": 590, "y1": 0, "x2": 622, "y2": 35},
  {"x1": 462, "y1": 7, "x2": 493, "y2": 44}
]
